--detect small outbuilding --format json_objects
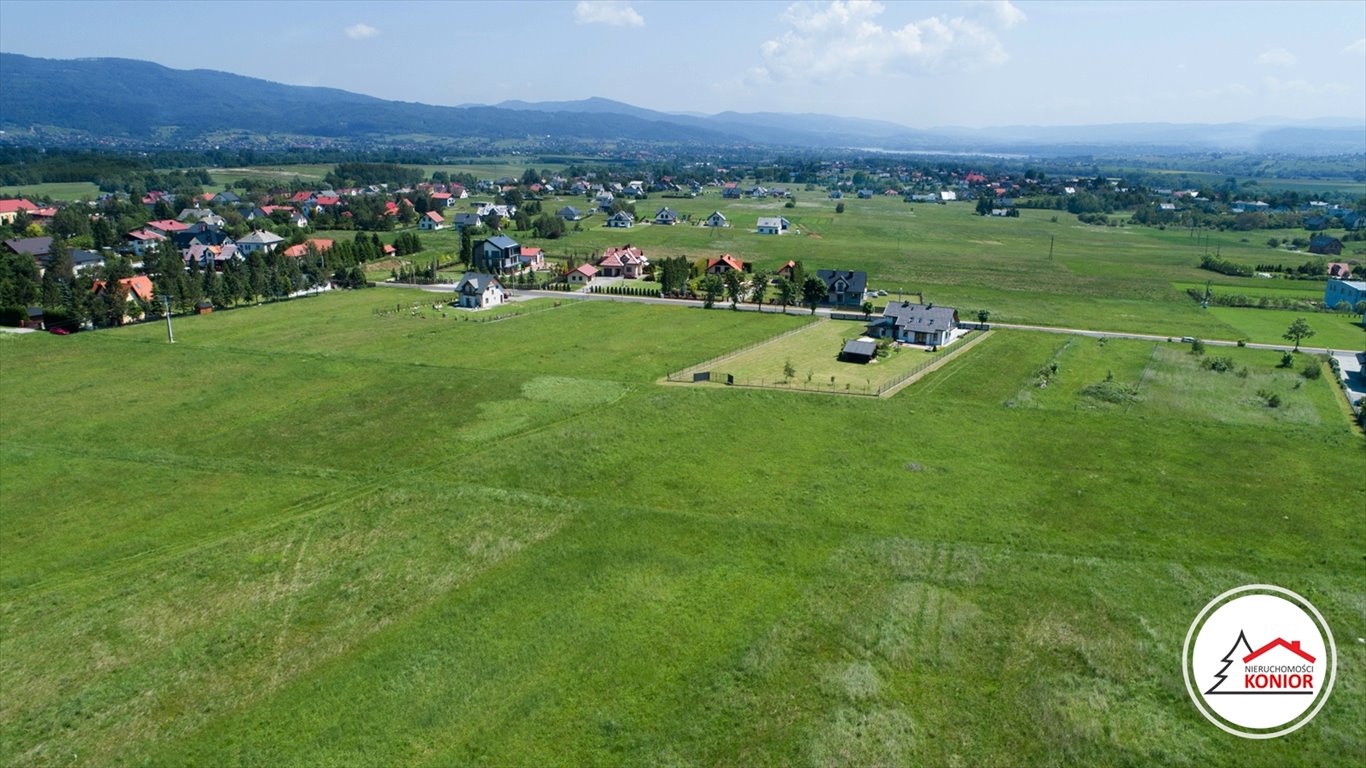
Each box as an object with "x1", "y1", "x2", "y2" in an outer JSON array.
[{"x1": 840, "y1": 338, "x2": 878, "y2": 364}]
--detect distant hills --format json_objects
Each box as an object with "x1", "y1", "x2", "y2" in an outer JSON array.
[{"x1": 2, "y1": 53, "x2": 1363, "y2": 156}]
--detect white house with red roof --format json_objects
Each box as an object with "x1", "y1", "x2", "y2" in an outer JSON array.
[
  {"x1": 126, "y1": 228, "x2": 167, "y2": 257},
  {"x1": 145, "y1": 219, "x2": 191, "y2": 236},
  {"x1": 519, "y1": 247, "x2": 544, "y2": 270},
  {"x1": 566, "y1": 263, "x2": 598, "y2": 287},
  {"x1": 419, "y1": 210, "x2": 445, "y2": 230}
]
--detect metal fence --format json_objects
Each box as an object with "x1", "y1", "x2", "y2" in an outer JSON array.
[{"x1": 664, "y1": 321, "x2": 826, "y2": 382}]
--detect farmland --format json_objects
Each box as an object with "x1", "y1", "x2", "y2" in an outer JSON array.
[
  {"x1": 363, "y1": 192, "x2": 1366, "y2": 348},
  {"x1": 2, "y1": 290, "x2": 1363, "y2": 766}
]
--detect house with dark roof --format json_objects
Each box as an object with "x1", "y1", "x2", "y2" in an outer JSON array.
[
  {"x1": 605, "y1": 211, "x2": 635, "y2": 228},
  {"x1": 69, "y1": 249, "x2": 105, "y2": 274},
  {"x1": 652, "y1": 207, "x2": 681, "y2": 226},
  {"x1": 454, "y1": 272, "x2": 507, "y2": 309},
  {"x1": 1309, "y1": 235, "x2": 1343, "y2": 256},
  {"x1": 475, "y1": 235, "x2": 522, "y2": 273},
  {"x1": 558, "y1": 206, "x2": 584, "y2": 222},
  {"x1": 840, "y1": 338, "x2": 878, "y2": 364},
  {"x1": 816, "y1": 269, "x2": 868, "y2": 307},
  {"x1": 865, "y1": 301, "x2": 960, "y2": 347},
  {"x1": 3, "y1": 236, "x2": 53, "y2": 263}
]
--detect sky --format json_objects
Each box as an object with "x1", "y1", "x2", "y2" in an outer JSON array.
[{"x1": 1, "y1": 0, "x2": 1363, "y2": 128}]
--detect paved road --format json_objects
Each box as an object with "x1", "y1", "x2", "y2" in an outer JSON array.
[{"x1": 375, "y1": 281, "x2": 1360, "y2": 356}]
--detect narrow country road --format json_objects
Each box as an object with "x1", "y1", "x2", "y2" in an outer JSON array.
[{"x1": 375, "y1": 281, "x2": 1362, "y2": 356}]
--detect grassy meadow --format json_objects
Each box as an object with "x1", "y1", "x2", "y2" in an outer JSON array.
[
  {"x1": 371, "y1": 191, "x2": 1365, "y2": 346},
  {"x1": 1, "y1": 290, "x2": 1363, "y2": 766}
]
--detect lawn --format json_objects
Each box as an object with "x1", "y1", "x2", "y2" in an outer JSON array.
[
  {"x1": 2, "y1": 273, "x2": 1363, "y2": 766},
  {"x1": 694, "y1": 317, "x2": 964, "y2": 395},
  {"x1": 1207, "y1": 306, "x2": 1366, "y2": 350},
  {"x1": 0, "y1": 180, "x2": 102, "y2": 201}
]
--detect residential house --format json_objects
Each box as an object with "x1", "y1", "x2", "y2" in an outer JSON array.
[
  {"x1": 705, "y1": 254, "x2": 746, "y2": 275},
  {"x1": 211, "y1": 191, "x2": 241, "y2": 205},
  {"x1": 597, "y1": 246, "x2": 647, "y2": 279},
  {"x1": 857, "y1": 189, "x2": 874, "y2": 199},
  {"x1": 454, "y1": 272, "x2": 507, "y2": 309},
  {"x1": 595, "y1": 192, "x2": 616, "y2": 211},
  {"x1": 172, "y1": 223, "x2": 233, "y2": 253},
  {"x1": 703, "y1": 211, "x2": 728, "y2": 228},
  {"x1": 3, "y1": 236, "x2": 53, "y2": 264},
  {"x1": 519, "y1": 247, "x2": 544, "y2": 270},
  {"x1": 179, "y1": 208, "x2": 227, "y2": 227},
  {"x1": 92, "y1": 275, "x2": 156, "y2": 323},
  {"x1": 453, "y1": 212, "x2": 484, "y2": 230},
  {"x1": 558, "y1": 206, "x2": 584, "y2": 222},
  {"x1": 865, "y1": 301, "x2": 960, "y2": 347},
  {"x1": 0, "y1": 198, "x2": 39, "y2": 225},
  {"x1": 1324, "y1": 279, "x2": 1366, "y2": 311},
  {"x1": 1309, "y1": 235, "x2": 1343, "y2": 256},
  {"x1": 605, "y1": 211, "x2": 635, "y2": 228},
  {"x1": 829, "y1": 190, "x2": 843, "y2": 199},
  {"x1": 475, "y1": 235, "x2": 522, "y2": 273},
  {"x1": 756, "y1": 217, "x2": 785, "y2": 235},
  {"x1": 1327, "y1": 262, "x2": 1354, "y2": 280},
  {"x1": 237, "y1": 229, "x2": 285, "y2": 255},
  {"x1": 145, "y1": 219, "x2": 191, "y2": 237},
  {"x1": 939, "y1": 191, "x2": 958, "y2": 202},
  {"x1": 125, "y1": 229, "x2": 166, "y2": 257},
  {"x1": 282, "y1": 239, "x2": 335, "y2": 259},
  {"x1": 722, "y1": 183, "x2": 741, "y2": 199},
  {"x1": 777, "y1": 260, "x2": 797, "y2": 281},
  {"x1": 419, "y1": 210, "x2": 445, "y2": 230},
  {"x1": 653, "y1": 207, "x2": 681, "y2": 226},
  {"x1": 566, "y1": 263, "x2": 598, "y2": 286},
  {"x1": 69, "y1": 249, "x2": 105, "y2": 274},
  {"x1": 816, "y1": 269, "x2": 868, "y2": 308}
]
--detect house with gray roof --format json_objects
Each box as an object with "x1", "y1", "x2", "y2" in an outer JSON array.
[
  {"x1": 865, "y1": 301, "x2": 960, "y2": 347},
  {"x1": 840, "y1": 338, "x2": 878, "y2": 364},
  {"x1": 236, "y1": 229, "x2": 284, "y2": 255},
  {"x1": 816, "y1": 269, "x2": 868, "y2": 308},
  {"x1": 652, "y1": 207, "x2": 681, "y2": 226},
  {"x1": 475, "y1": 235, "x2": 522, "y2": 273},
  {"x1": 454, "y1": 272, "x2": 507, "y2": 309}
]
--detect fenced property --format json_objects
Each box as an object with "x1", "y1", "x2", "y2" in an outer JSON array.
[{"x1": 665, "y1": 319, "x2": 987, "y2": 397}]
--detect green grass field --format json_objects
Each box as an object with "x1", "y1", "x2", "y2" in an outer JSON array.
[
  {"x1": 0, "y1": 181, "x2": 102, "y2": 200},
  {"x1": 1207, "y1": 307, "x2": 1366, "y2": 350},
  {"x1": 390, "y1": 193, "x2": 1362, "y2": 343},
  {"x1": 1, "y1": 291, "x2": 1362, "y2": 766}
]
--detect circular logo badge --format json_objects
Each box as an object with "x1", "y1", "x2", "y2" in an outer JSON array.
[{"x1": 1183, "y1": 584, "x2": 1337, "y2": 738}]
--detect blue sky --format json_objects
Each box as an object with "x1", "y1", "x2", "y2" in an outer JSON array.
[{"x1": 1, "y1": 0, "x2": 1363, "y2": 127}]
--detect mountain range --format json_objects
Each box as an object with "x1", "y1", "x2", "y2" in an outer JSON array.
[{"x1": 2, "y1": 53, "x2": 1363, "y2": 156}]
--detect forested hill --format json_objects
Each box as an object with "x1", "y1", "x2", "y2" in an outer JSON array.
[{"x1": 0, "y1": 53, "x2": 735, "y2": 147}]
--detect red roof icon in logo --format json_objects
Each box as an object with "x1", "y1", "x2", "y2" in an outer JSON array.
[{"x1": 1243, "y1": 638, "x2": 1316, "y2": 664}]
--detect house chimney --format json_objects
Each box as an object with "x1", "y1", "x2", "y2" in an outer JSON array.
[{"x1": 1290, "y1": 641, "x2": 1301, "y2": 650}]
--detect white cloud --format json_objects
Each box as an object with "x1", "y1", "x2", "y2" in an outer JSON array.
[
  {"x1": 1262, "y1": 76, "x2": 1345, "y2": 95},
  {"x1": 1346, "y1": 38, "x2": 1366, "y2": 56},
  {"x1": 574, "y1": 1, "x2": 645, "y2": 27},
  {"x1": 344, "y1": 23, "x2": 379, "y2": 40},
  {"x1": 1257, "y1": 48, "x2": 1296, "y2": 67},
  {"x1": 759, "y1": 0, "x2": 1022, "y2": 83}
]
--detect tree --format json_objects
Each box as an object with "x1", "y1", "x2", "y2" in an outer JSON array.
[
  {"x1": 459, "y1": 229, "x2": 473, "y2": 266},
  {"x1": 700, "y1": 274, "x2": 723, "y2": 309},
  {"x1": 776, "y1": 276, "x2": 797, "y2": 313},
  {"x1": 861, "y1": 300, "x2": 874, "y2": 321},
  {"x1": 723, "y1": 269, "x2": 743, "y2": 309},
  {"x1": 783, "y1": 358, "x2": 796, "y2": 382},
  {"x1": 1355, "y1": 300, "x2": 1366, "y2": 319},
  {"x1": 1282, "y1": 317, "x2": 1315, "y2": 351},
  {"x1": 835, "y1": 202, "x2": 845, "y2": 214},
  {"x1": 750, "y1": 272, "x2": 769, "y2": 309},
  {"x1": 801, "y1": 275, "x2": 825, "y2": 314},
  {"x1": 977, "y1": 309, "x2": 991, "y2": 323}
]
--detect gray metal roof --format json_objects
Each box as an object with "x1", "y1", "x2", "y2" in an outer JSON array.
[
  {"x1": 817, "y1": 269, "x2": 868, "y2": 295},
  {"x1": 456, "y1": 271, "x2": 503, "y2": 293},
  {"x1": 486, "y1": 235, "x2": 519, "y2": 250},
  {"x1": 842, "y1": 339, "x2": 877, "y2": 357}
]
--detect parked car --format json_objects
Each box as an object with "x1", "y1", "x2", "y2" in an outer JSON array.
[{"x1": 48, "y1": 327, "x2": 70, "y2": 335}]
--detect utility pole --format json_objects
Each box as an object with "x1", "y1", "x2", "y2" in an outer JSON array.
[
  {"x1": 160, "y1": 294, "x2": 175, "y2": 344},
  {"x1": 1048, "y1": 235, "x2": 1055, "y2": 262}
]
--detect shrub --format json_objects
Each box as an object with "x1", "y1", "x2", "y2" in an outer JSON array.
[
  {"x1": 1203, "y1": 356, "x2": 1235, "y2": 373},
  {"x1": 1301, "y1": 361, "x2": 1322, "y2": 380},
  {"x1": 1080, "y1": 379, "x2": 1140, "y2": 404},
  {"x1": 1279, "y1": 352, "x2": 1295, "y2": 368},
  {"x1": 1236, "y1": 338, "x2": 1248, "y2": 347},
  {"x1": 1190, "y1": 338, "x2": 1206, "y2": 355}
]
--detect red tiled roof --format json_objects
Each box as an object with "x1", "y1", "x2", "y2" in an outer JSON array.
[
  {"x1": 126, "y1": 229, "x2": 166, "y2": 241},
  {"x1": 424, "y1": 211, "x2": 443, "y2": 222},
  {"x1": 0, "y1": 199, "x2": 38, "y2": 214},
  {"x1": 569, "y1": 263, "x2": 597, "y2": 277},
  {"x1": 707, "y1": 254, "x2": 745, "y2": 272},
  {"x1": 92, "y1": 275, "x2": 155, "y2": 302}
]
